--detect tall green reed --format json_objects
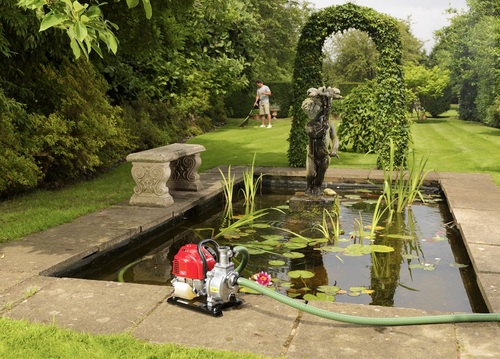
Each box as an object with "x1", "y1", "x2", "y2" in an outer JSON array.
[
  {"x1": 219, "y1": 165, "x2": 235, "y2": 220},
  {"x1": 382, "y1": 139, "x2": 431, "y2": 216},
  {"x1": 240, "y1": 154, "x2": 263, "y2": 214},
  {"x1": 312, "y1": 196, "x2": 341, "y2": 243}
]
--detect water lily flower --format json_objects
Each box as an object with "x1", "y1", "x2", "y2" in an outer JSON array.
[{"x1": 252, "y1": 271, "x2": 272, "y2": 286}]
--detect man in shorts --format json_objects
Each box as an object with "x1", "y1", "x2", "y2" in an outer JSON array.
[{"x1": 254, "y1": 80, "x2": 272, "y2": 128}]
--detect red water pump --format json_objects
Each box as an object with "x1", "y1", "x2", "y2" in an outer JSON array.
[{"x1": 167, "y1": 239, "x2": 244, "y2": 316}]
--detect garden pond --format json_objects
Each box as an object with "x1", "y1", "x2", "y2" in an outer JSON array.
[{"x1": 60, "y1": 184, "x2": 487, "y2": 313}]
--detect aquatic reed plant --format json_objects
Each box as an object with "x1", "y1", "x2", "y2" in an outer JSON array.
[
  {"x1": 193, "y1": 208, "x2": 275, "y2": 240},
  {"x1": 219, "y1": 165, "x2": 235, "y2": 220},
  {"x1": 382, "y1": 139, "x2": 431, "y2": 215},
  {"x1": 313, "y1": 198, "x2": 341, "y2": 243},
  {"x1": 241, "y1": 154, "x2": 263, "y2": 214},
  {"x1": 368, "y1": 193, "x2": 391, "y2": 240},
  {"x1": 353, "y1": 212, "x2": 366, "y2": 243}
]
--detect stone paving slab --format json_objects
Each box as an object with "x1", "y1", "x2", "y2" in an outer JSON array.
[
  {"x1": 467, "y1": 244, "x2": 500, "y2": 274},
  {"x1": 455, "y1": 322, "x2": 500, "y2": 358},
  {"x1": 0, "y1": 276, "x2": 56, "y2": 312},
  {"x1": 133, "y1": 293, "x2": 298, "y2": 358},
  {"x1": 437, "y1": 172, "x2": 498, "y2": 187},
  {"x1": 288, "y1": 301, "x2": 460, "y2": 359},
  {"x1": 0, "y1": 272, "x2": 34, "y2": 293},
  {"x1": 452, "y1": 208, "x2": 500, "y2": 246},
  {"x1": 5, "y1": 278, "x2": 170, "y2": 335},
  {"x1": 476, "y1": 273, "x2": 500, "y2": 313}
]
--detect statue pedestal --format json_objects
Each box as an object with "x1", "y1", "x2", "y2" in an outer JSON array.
[{"x1": 287, "y1": 192, "x2": 338, "y2": 232}]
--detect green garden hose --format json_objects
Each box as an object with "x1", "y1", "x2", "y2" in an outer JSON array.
[
  {"x1": 233, "y1": 246, "x2": 249, "y2": 273},
  {"x1": 237, "y1": 278, "x2": 500, "y2": 326},
  {"x1": 117, "y1": 258, "x2": 144, "y2": 283}
]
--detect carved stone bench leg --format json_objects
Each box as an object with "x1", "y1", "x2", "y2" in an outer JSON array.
[
  {"x1": 167, "y1": 153, "x2": 204, "y2": 191},
  {"x1": 129, "y1": 162, "x2": 174, "y2": 207}
]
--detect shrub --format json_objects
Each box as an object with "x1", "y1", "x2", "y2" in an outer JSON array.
[
  {"x1": 35, "y1": 59, "x2": 132, "y2": 183},
  {"x1": 338, "y1": 81, "x2": 381, "y2": 153},
  {"x1": 420, "y1": 83, "x2": 452, "y2": 117},
  {"x1": 0, "y1": 91, "x2": 42, "y2": 195}
]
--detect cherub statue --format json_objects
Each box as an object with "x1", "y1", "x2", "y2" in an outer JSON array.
[{"x1": 301, "y1": 86, "x2": 342, "y2": 196}]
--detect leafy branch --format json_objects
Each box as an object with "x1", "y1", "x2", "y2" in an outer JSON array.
[{"x1": 17, "y1": 0, "x2": 153, "y2": 59}]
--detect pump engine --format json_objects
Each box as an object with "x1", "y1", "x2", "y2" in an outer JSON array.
[{"x1": 167, "y1": 239, "x2": 243, "y2": 316}]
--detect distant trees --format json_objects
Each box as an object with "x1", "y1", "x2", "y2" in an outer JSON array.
[
  {"x1": 323, "y1": 18, "x2": 426, "y2": 84},
  {"x1": 404, "y1": 64, "x2": 451, "y2": 118},
  {"x1": 429, "y1": 0, "x2": 499, "y2": 127},
  {"x1": 323, "y1": 18, "x2": 455, "y2": 120}
]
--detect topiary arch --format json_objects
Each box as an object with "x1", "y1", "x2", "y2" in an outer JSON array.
[{"x1": 287, "y1": 3, "x2": 410, "y2": 168}]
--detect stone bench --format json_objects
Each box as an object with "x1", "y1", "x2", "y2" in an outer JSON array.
[{"x1": 126, "y1": 143, "x2": 206, "y2": 207}]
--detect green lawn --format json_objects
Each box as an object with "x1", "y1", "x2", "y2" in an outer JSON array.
[
  {"x1": 188, "y1": 108, "x2": 500, "y2": 184},
  {"x1": 0, "y1": 318, "x2": 265, "y2": 359},
  {"x1": 411, "y1": 109, "x2": 500, "y2": 182}
]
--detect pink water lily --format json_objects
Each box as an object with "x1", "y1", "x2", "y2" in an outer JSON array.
[{"x1": 252, "y1": 271, "x2": 272, "y2": 286}]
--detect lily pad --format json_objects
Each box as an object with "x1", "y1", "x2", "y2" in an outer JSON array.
[
  {"x1": 287, "y1": 270, "x2": 315, "y2": 279},
  {"x1": 431, "y1": 236, "x2": 447, "y2": 241},
  {"x1": 290, "y1": 236, "x2": 312, "y2": 243},
  {"x1": 345, "y1": 194, "x2": 361, "y2": 199},
  {"x1": 315, "y1": 245, "x2": 345, "y2": 253},
  {"x1": 252, "y1": 223, "x2": 271, "y2": 229},
  {"x1": 308, "y1": 238, "x2": 329, "y2": 245},
  {"x1": 269, "y1": 260, "x2": 286, "y2": 266},
  {"x1": 370, "y1": 244, "x2": 395, "y2": 253},
  {"x1": 282, "y1": 252, "x2": 305, "y2": 259},
  {"x1": 409, "y1": 263, "x2": 426, "y2": 269},
  {"x1": 385, "y1": 234, "x2": 416, "y2": 240},
  {"x1": 409, "y1": 263, "x2": 436, "y2": 271},
  {"x1": 283, "y1": 242, "x2": 308, "y2": 250},
  {"x1": 402, "y1": 254, "x2": 419, "y2": 259},
  {"x1": 349, "y1": 286, "x2": 367, "y2": 292},
  {"x1": 260, "y1": 239, "x2": 282, "y2": 246},
  {"x1": 449, "y1": 262, "x2": 469, "y2": 268},
  {"x1": 245, "y1": 248, "x2": 267, "y2": 255},
  {"x1": 261, "y1": 235, "x2": 283, "y2": 241},
  {"x1": 317, "y1": 285, "x2": 341, "y2": 294},
  {"x1": 304, "y1": 292, "x2": 336, "y2": 302},
  {"x1": 342, "y1": 201, "x2": 357, "y2": 207}
]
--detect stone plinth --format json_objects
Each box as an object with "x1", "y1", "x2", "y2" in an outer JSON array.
[
  {"x1": 126, "y1": 143, "x2": 205, "y2": 207},
  {"x1": 287, "y1": 192, "x2": 338, "y2": 231}
]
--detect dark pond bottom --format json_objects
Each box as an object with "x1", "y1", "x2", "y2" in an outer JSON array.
[{"x1": 55, "y1": 184, "x2": 488, "y2": 314}]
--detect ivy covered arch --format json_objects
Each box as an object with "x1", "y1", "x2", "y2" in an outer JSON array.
[{"x1": 287, "y1": 3, "x2": 409, "y2": 168}]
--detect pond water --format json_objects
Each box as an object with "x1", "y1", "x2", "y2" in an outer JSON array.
[{"x1": 63, "y1": 185, "x2": 487, "y2": 313}]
